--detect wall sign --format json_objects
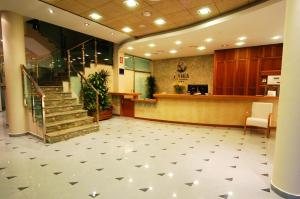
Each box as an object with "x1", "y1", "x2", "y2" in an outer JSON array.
[
  {"x1": 173, "y1": 61, "x2": 189, "y2": 82},
  {"x1": 120, "y1": 56, "x2": 123, "y2": 64}
]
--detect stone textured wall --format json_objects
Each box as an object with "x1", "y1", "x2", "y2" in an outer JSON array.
[{"x1": 153, "y1": 55, "x2": 214, "y2": 94}]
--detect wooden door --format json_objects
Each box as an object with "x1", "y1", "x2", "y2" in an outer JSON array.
[{"x1": 121, "y1": 98, "x2": 134, "y2": 117}]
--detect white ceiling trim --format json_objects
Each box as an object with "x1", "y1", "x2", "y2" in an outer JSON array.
[{"x1": 120, "y1": 0, "x2": 285, "y2": 60}]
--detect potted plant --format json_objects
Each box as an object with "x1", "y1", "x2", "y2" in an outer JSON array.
[
  {"x1": 173, "y1": 82, "x2": 185, "y2": 94},
  {"x1": 146, "y1": 75, "x2": 157, "y2": 99},
  {"x1": 82, "y1": 70, "x2": 112, "y2": 121}
]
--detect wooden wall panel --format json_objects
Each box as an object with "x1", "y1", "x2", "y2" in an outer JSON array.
[{"x1": 213, "y1": 44, "x2": 283, "y2": 96}]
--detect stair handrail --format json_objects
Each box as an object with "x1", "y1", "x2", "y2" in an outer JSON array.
[
  {"x1": 69, "y1": 64, "x2": 100, "y2": 123},
  {"x1": 67, "y1": 38, "x2": 94, "y2": 51},
  {"x1": 21, "y1": 64, "x2": 46, "y2": 142}
]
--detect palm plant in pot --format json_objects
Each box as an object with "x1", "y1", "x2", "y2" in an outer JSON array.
[{"x1": 82, "y1": 70, "x2": 112, "y2": 121}]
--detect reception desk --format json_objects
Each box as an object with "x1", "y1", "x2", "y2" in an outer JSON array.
[{"x1": 134, "y1": 94, "x2": 279, "y2": 128}]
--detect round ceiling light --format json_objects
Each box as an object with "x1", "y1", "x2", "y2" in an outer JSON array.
[{"x1": 123, "y1": 0, "x2": 139, "y2": 8}]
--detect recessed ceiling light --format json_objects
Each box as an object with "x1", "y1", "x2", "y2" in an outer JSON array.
[
  {"x1": 197, "y1": 7, "x2": 211, "y2": 15},
  {"x1": 48, "y1": 8, "x2": 54, "y2": 14},
  {"x1": 97, "y1": 52, "x2": 102, "y2": 55},
  {"x1": 104, "y1": 58, "x2": 109, "y2": 61},
  {"x1": 154, "y1": 18, "x2": 166, "y2": 25},
  {"x1": 84, "y1": 22, "x2": 89, "y2": 27},
  {"x1": 124, "y1": 56, "x2": 129, "y2": 59},
  {"x1": 123, "y1": 0, "x2": 139, "y2": 8},
  {"x1": 89, "y1": 12, "x2": 102, "y2": 21},
  {"x1": 197, "y1": 46, "x2": 206, "y2": 50},
  {"x1": 235, "y1": 41, "x2": 245, "y2": 46},
  {"x1": 142, "y1": 11, "x2": 152, "y2": 17},
  {"x1": 169, "y1": 49, "x2": 177, "y2": 54},
  {"x1": 175, "y1": 40, "x2": 182, "y2": 45},
  {"x1": 148, "y1": 43, "x2": 156, "y2": 47},
  {"x1": 238, "y1": 36, "x2": 247, "y2": 41},
  {"x1": 0, "y1": 39, "x2": 3, "y2": 42},
  {"x1": 127, "y1": 46, "x2": 134, "y2": 50},
  {"x1": 122, "y1": 26, "x2": 133, "y2": 33},
  {"x1": 205, "y1": 38, "x2": 213, "y2": 42},
  {"x1": 144, "y1": 53, "x2": 151, "y2": 57},
  {"x1": 272, "y1": 35, "x2": 281, "y2": 40}
]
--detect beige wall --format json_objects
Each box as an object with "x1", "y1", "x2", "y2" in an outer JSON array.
[{"x1": 153, "y1": 54, "x2": 214, "y2": 94}]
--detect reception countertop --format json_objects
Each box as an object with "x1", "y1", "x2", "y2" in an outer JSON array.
[
  {"x1": 154, "y1": 93, "x2": 279, "y2": 100},
  {"x1": 135, "y1": 94, "x2": 279, "y2": 128}
]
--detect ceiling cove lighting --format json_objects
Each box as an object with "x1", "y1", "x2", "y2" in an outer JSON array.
[
  {"x1": 48, "y1": 8, "x2": 54, "y2": 14},
  {"x1": 205, "y1": 38, "x2": 213, "y2": 42},
  {"x1": 175, "y1": 40, "x2": 182, "y2": 45},
  {"x1": 169, "y1": 49, "x2": 177, "y2": 54},
  {"x1": 123, "y1": 0, "x2": 139, "y2": 8},
  {"x1": 127, "y1": 46, "x2": 134, "y2": 50},
  {"x1": 238, "y1": 36, "x2": 247, "y2": 41},
  {"x1": 154, "y1": 18, "x2": 166, "y2": 25},
  {"x1": 148, "y1": 43, "x2": 156, "y2": 47},
  {"x1": 197, "y1": 7, "x2": 211, "y2": 15},
  {"x1": 144, "y1": 53, "x2": 151, "y2": 57},
  {"x1": 272, "y1": 35, "x2": 281, "y2": 40},
  {"x1": 235, "y1": 41, "x2": 245, "y2": 46},
  {"x1": 197, "y1": 46, "x2": 206, "y2": 50},
  {"x1": 89, "y1": 12, "x2": 102, "y2": 21},
  {"x1": 122, "y1": 27, "x2": 133, "y2": 33}
]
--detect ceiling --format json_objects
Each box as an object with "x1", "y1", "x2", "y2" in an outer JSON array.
[
  {"x1": 40, "y1": 0, "x2": 260, "y2": 37},
  {"x1": 0, "y1": 0, "x2": 131, "y2": 43},
  {"x1": 120, "y1": 0, "x2": 285, "y2": 60}
]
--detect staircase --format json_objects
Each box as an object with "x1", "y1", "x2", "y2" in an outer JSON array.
[{"x1": 42, "y1": 85, "x2": 99, "y2": 143}]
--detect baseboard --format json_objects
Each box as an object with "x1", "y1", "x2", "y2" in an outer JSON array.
[
  {"x1": 271, "y1": 182, "x2": 300, "y2": 199},
  {"x1": 8, "y1": 132, "x2": 27, "y2": 137},
  {"x1": 134, "y1": 117, "x2": 243, "y2": 128}
]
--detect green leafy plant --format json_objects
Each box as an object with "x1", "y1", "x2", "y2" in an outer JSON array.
[
  {"x1": 146, "y1": 76, "x2": 157, "y2": 99},
  {"x1": 82, "y1": 70, "x2": 111, "y2": 112},
  {"x1": 173, "y1": 83, "x2": 185, "y2": 94}
]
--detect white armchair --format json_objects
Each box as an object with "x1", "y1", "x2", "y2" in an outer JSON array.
[{"x1": 244, "y1": 102, "x2": 273, "y2": 138}]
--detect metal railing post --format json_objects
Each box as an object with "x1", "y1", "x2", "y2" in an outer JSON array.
[
  {"x1": 82, "y1": 44, "x2": 85, "y2": 72},
  {"x1": 67, "y1": 50, "x2": 71, "y2": 92},
  {"x1": 96, "y1": 94, "x2": 99, "y2": 123},
  {"x1": 94, "y1": 39, "x2": 98, "y2": 66},
  {"x1": 41, "y1": 95, "x2": 46, "y2": 143}
]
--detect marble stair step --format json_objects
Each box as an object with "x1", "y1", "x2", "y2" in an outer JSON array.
[
  {"x1": 46, "y1": 123, "x2": 99, "y2": 143},
  {"x1": 46, "y1": 110, "x2": 87, "y2": 122},
  {"x1": 46, "y1": 117, "x2": 94, "y2": 133},
  {"x1": 45, "y1": 104, "x2": 83, "y2": 114},
  {"x1": 40, "y1": 86, "x2": 63, "y2": 92},
  {"x1": 45, "y1": 92, "x2": 72, "y2": 99},
  {"x1": 45, "y1": 98, "x2": 77, "y2": 106}
]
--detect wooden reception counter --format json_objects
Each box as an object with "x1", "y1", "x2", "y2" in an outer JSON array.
[{"x1": 134, "y1": 94, "x2": 279, "y2": 128}]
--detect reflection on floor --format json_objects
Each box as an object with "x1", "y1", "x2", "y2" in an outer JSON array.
[{"x1": 0, "y1": 113, "x2": 283, "y2": 199}]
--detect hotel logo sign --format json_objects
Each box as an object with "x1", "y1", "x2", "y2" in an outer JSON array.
[{"x1": 173, "y1": 61, "x2": 189, "y2": 82}]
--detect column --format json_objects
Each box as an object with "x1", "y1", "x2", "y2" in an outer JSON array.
[
  {"x1": 1, "y1": 11, "x2": 27, "y2": 134},
  {"x1": 271, "y1": 0, "x2": 300, "y2": 198}
]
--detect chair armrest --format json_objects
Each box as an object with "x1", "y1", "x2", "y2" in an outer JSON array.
[{"x1": 268, "y1": 113, "x2": 272, "y2": 127}]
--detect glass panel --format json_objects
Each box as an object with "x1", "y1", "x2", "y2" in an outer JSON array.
[
  {"x1": 124, "y1": 55, "x2": 134, "y2": 70},
  {"x1": 70, "y1": 45, "x2": 84, "y2": 73},
  {"x1": 134, "y1": 57, "x2": 151, "y2": 72},
  {"x1": 96, "y1": 39, "x2": 113, "y2": 65},
  {"x1": 124, "y1": 70, "x2": 134, "y2": 93},
  {"x1": 134, "y1": 72, "x2": 150, "y2": 98},
  {"x1": 84, "y1": 40, "x2": 95, "y2": 67}
]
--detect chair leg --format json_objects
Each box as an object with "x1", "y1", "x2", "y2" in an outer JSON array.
[{"x1": 267, "y1": 127, "x2": 271, "y2": 138}]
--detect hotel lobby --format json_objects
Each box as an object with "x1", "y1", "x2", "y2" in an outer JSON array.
[{"x1": 0, "y1": 0, "x2": 299, "y2": 198}]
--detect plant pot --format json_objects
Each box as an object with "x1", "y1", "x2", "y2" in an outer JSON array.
[{"x1": 89, "y1": 108, "x2": 113, "y2": 121}]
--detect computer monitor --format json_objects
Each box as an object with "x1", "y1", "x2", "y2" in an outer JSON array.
[
  {"x1": 188, "y1": 85, "x2": 198, "y2": 94},
  {"x1": 198, "y1": 84, "x2": 208, "y2": 95},
  {"x1": 188, "y1": 84, "x2": 208, "y2": 95}
]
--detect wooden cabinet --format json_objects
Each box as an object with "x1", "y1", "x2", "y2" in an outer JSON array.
[{"x1": 213, "y1": 44, "x2": 282, "y2": 96}]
